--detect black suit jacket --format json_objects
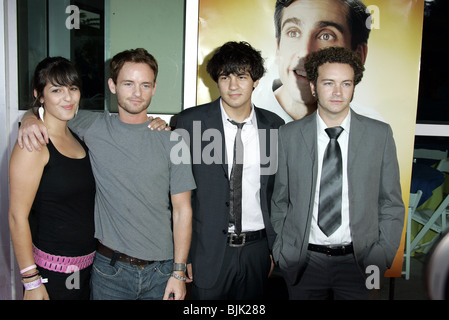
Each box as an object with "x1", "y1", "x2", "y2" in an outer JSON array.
[{"x1": 175, "y1": 98, "x2": 284, "y2": 289}]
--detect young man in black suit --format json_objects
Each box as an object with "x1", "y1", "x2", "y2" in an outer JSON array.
[{"x1": 175, "y1": 41, "x2": 284, "y2": 299}]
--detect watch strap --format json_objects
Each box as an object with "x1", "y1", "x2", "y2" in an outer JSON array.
[{"x1": 172, "y1": 263, "x2": 187, "y2": 272}]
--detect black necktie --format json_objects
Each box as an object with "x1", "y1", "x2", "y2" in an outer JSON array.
[
  {"x1": 318, "y1": 126, "x2": 344, "y2": 237},
  {"x1": 228, "y1": 120, "x2": 245, "y2": 235}
]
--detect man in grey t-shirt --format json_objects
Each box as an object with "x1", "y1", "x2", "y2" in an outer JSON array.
[{"x1": 18, "y1": 48, "x2": 195, "y2": 300}]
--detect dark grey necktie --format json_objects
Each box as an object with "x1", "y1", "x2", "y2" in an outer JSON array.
[
  {"x1": 228, "y1": 120, "x2": 245, "y2": 235},
  {"x1": 318, "y1": 126, "x2": 344, "y2": 237}
]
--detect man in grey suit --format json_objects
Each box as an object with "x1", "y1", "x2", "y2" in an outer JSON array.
[{"x1": 271, "y1": 46, "x2": 404, "y2": 299}]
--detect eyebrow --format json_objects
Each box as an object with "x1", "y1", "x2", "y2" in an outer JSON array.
[
  {"x1": 281, "y1": 17, "x2": 346, "y2": 35},
  {"x1": 316, "y1": 21, "x2": 346, "y2": 35},
  {"x1": 281, "y1": 17, "x2": 301, "y2": 31},
  {"x1": 121, "y1": 80, "x2": 153, "y2": 85},
  {"x1": 219, "y1": 70, "x2": 250, "y2": 77},
  {"x1": 320, "y1": 79, "x2": 354, "y2": 83}
]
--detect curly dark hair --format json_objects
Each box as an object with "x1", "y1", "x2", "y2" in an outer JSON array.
[
  {"x1": 206, "y1": 41, "x2": 265, "y2": 83},
  {"x1": 304, "y1": 46, "x2": 365, "y2": 86}
]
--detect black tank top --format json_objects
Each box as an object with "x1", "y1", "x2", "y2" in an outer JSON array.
[{"x1": 30, "y1": 132, "x2": 96, "y2": 256}]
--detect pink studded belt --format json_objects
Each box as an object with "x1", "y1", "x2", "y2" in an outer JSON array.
[{"x1": 33, "y1": 245, "x2": 95, "y2": 274}]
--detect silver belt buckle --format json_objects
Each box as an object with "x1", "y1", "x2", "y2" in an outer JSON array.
[{"x1": 228, "y1": 233, "x2": 246, "y2": 247}]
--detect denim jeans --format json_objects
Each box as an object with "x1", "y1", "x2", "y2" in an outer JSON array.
[{"x1": 90, "y1": 252, "x2": 172, "y2": 300}]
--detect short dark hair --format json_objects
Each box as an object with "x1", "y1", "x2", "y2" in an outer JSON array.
[
  {"x1": 110, "y1": 48, "x2": 158, "y2": 84},
  {"x1": 206, "y1": 41, "x2": 265, "y2": 83},
  {"x1": 304, "y1": 46, "x2": 365, "y2": 86},
  {"x1": 31, "y1": 56, "x2": 82, "y2": 110},
  {"x1": 274, "y1": 0, "x2": 371, "y2": 51}
]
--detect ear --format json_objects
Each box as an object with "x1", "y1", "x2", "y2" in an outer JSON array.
[
  {"x1": 34, "y1": 89, "x2": 44, "y2": 103},
  {"x1": 107, "y1": 78, "x2": 117, "y2": 94},
  {"x1": 275, "y1": 38, "x2": 281, "y2": 65},
  {"x1": 309, "y1": 82, "x2": 316, "y2": 97},
  {"x1": 152, "y1": 82, "x2": 157, "y2": 96},
  {"x1": 253, "y1": 79, "x2": 260, "y2": 89},
  {"x1": 355, "y1": 43, "x2": 368, "y2": 64}
]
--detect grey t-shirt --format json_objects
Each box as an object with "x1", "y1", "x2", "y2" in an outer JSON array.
[{"x1": 68, "y1": 110, "x2": 196, "y2": 261}]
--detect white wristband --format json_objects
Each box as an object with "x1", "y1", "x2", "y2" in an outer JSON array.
[{"x1": 23, "y1": 277, "x2": 48, "y2": 291}]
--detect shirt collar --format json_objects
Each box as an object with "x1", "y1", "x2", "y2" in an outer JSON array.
[
  {"x1": 220, "y1": 98, "x2": 256, "y2": 127},
  {"x1": 317, "y1": 110, "x2": 351, "y2": 136}
]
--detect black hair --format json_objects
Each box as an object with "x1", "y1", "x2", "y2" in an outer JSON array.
[
  {"x1": 206, "y1": 41, "x2": 265, "y2": 83},
  {"x1": 31, "y1": 56, "x2": 82, "y2": 110}
]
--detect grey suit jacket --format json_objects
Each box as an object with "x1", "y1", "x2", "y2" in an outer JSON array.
[
  {"x1": 271, "y1": 109, "x2": 405, "y2": 285},
  {"x1": 175, "y1": 98, "x2": 284, "y2": 289}
]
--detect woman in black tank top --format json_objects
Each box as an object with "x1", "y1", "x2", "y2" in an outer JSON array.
[{"x1": 8, "y1": 57, "x2": 96, "y2": 300}]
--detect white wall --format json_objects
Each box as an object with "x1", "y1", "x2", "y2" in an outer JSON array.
[{"x1": 0, "y1": 0, "x2": 22, "y2": 300}]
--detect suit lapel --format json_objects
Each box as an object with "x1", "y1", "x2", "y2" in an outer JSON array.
[
  {"x1": 300, "y1": 112, "x2": 317, "y2": 164},
  {"x1": 297, "y1": 113, "x2": 318, "y2": 254},
  {"x1": 255, "y1": 107, "x2": 279, "y2": 186},
  {"x1": 348, "y1": 109, "x2": 365, "y2": 171},
  {"x1": 203, "y1": 99, "x2": 228, "y2": 177},
  {"x1": 203, "y1": 99, "x2": 223, "y2": 131},
  {"x1": 255, "y1": 107, "x2": 274, "y2": 171}
]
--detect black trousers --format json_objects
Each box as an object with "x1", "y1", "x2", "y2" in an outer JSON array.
[
  {"x1": 285, "y1": 250, "x2": 370, "y2": 300},
  {"x1": 191, "y1": 238, "x2": 271, "y2": 300},
  {"x1": 37, "y1": 265, "x2": 92, "y2": 300}
]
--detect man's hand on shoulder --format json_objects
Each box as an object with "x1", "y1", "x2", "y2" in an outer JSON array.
[
  {"x1": 18, "y1": 111, "x2": 49, "y2": 152},
  {"x1": 148, "y1": 116, "x2": 171, "y2": 131}
]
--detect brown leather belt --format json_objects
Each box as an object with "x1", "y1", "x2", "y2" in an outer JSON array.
[{"x1": 97, "y1": 242, "x2": 155, "y2": 266}]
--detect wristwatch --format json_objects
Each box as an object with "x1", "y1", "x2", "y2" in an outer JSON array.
[{"x1": 172, "y1": 263, "x2": 187, "y2": 272}]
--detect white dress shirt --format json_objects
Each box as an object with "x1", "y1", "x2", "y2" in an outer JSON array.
[
  {"x1": 220, "y1": 100, "x2": 265, "y2": 233},
  {"x1": 309, "y1": 112, "x2": 352, "y2": 245}
]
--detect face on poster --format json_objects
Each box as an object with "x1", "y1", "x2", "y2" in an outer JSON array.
[
  {"x1": 197, "y1": 0, "x2": 423, "y2": 173},
  {"x1": 196, "y1": 0, "x2": 425, "y2": 276}
]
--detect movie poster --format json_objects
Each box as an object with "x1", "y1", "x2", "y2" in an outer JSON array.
[{"x1": 196, "y1": 0, "x2": 424, "y2": 277}]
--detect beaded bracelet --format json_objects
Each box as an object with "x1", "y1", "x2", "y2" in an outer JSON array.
[
  {"x1": 22, "y1": 271, "x2": 39, "y2": 279},
  {"x1": 171, "y1": 272, "x2": 186, "y2": 282}
]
